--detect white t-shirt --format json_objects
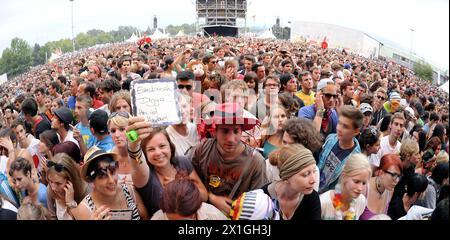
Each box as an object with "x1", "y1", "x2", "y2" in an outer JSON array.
[
  {"x1": 62, "y1": 130, "x2": 80, "y2": 148},
  {"x1": 166, "y1": 123, "x2": 198, "y2": 157},
  {"x1": 320, "y1": 190, "x2": 366, "y2": 220},
  {"x1": 375, "y1": 135, "x2": 401, "y2": 167}
]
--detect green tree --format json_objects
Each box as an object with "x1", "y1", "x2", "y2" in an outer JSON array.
[
  {"x1": 0, "y1": 38, "x2": 33, "y2": 76},
  {"x1": 413, "y1": 61, "x2": 434, "y2": 82}
]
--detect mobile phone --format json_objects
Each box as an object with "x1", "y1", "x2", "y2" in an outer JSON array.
[{"x1": 109, "y1": 209, "x2": 133, "y2": 220}]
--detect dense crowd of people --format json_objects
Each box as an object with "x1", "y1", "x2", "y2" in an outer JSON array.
[{"x1": 0, "y1": 36, "x2": 448, "y2": 220}]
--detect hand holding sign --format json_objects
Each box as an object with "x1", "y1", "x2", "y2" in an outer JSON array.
[{"x1": 130, "y1": 79, "x2": 182, "y2": 127}]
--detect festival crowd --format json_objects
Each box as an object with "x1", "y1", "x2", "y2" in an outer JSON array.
[{"x1": 0, "y1": 36, "x2": 448, "y2": 220}]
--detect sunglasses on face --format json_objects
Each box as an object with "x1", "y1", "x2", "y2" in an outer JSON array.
[
  {"x1": 109, "y1": 111, "x2": 130, "y2": 120},
  {"x1": 323, "y1": 93, "x2": 338, "y2": 99},
  {"x1": 178, "y1": 84, "x2": 193, "y2": 91},
  {"x1": 89, "y1": 161, "x2": 118, "y2": 179},
  {"x1": 377, "y1": 95, "x2": 386, "y2": 101},
  {"x1": 47, "y1": 160, "x2": 65, "y2": 172}
]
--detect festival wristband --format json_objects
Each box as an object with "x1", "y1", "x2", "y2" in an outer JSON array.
[{"x1": 126, "y1": 130, "x2": 139, "y2": 143}]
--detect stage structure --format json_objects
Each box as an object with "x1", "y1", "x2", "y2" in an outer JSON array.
[{"x1": 196, "y1": 0, "x2": 247, "y2": 37}]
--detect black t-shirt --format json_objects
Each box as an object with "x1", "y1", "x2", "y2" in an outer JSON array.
[
  {"x1": 261, "y1": 183, "x2": 321, "y2": 220},
  {"x1": 34, "y1": 114, "x2": 52, "y2": 139}
]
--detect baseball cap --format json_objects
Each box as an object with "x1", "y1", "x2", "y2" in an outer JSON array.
[
  {"x1": 317, "y1": 79, "x2": 334, "y2": 92},
  {"x1": 359, "y1": 103, "x2": 373, "y2": 114},
  {"x1": 89, "y1": 109, "x2": 109, "y2": 134}
]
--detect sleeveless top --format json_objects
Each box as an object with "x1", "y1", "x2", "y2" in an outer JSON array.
[
  {"x1": 359, "y1": 181, "x2": 391, "y2": 220},
  {"x1": 83, "y1": 183, "x2": 140, "y2": 220}
]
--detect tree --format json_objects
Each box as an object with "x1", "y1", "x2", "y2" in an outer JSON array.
[
  {"x1": 0, "y1": 38, "x2": 33, "y2": 76},
  {"x1": 413, "y1": 61, "x2": 434, "y2": 82}
]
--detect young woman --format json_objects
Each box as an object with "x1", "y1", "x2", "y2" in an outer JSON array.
[
  {"x1": 358, "y1": 126, "x2": 381, "y2": 172},
  {"x1": 259, "y1": 106, "x2": 289, "y2": 158},
  {"x1": 243, "y1": 72, "x2": 259, "y2": 110},
  {"x1": 108, "y1": 111, "x2": 134, "y2": 185},
  {"x1": 359, "y1": 154, "x2": 402, "y2": 220},
  {"x1": 43, "y1": 96, "x2": 54, "y2": 121},
  {"x1": 126, "y1": 126, "x2": 208, "y2": 217},
  {"x1": 109, "y1": 90, "x2": 132, "y2": 114},
  {"x1": 46, "y1": 153, "x2": 89, "y2": 220},
  {"x1": 261, "y1": 144, "x2": 321, "y2": 220},
  {"x1": 8, "y1": 157, "x2": 48, "y2": 208},
  {"x1": 151, "y1": 175, "x2": 226, "y2": 220},
  {"x1": 320, "y1": 153, "x2": 372, "y2": 220},
  {"x1": 75, "y1": 146, "x2": 148, "y2": 220},
  {"x1": 417, "y1": 136, "x2": 442, "y2": 176}
]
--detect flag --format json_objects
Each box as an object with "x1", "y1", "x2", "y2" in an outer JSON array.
[{"x1": 321, "y1": 37, "x2": 328, "y2": 49}]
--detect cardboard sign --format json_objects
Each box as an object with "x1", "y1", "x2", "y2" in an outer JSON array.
[
  {"x1": 130, "y1": 79, "x2": 181, "y2": 126},
  {"x1": 109, "y1": 209, "x2": 133, "y2": 220}
]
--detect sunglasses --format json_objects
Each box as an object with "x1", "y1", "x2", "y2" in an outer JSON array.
[
  {"x1": 383, "y1": 170, "x2": 401, "y2": 180},
  {"x1": 47, "y1": 160, "x2": 66, "y2": 172},
  {"x1": 324, "y1": 93, "x2": 339, "y2": 99},
  {"x1": 89, "y1": 161, "x2": 119, "y2": 179},
  {"x1": 178, "y1": 84, "x2": 193, "y2": 91},
  {"x1": 377, "y1": 95, "x2": 386, "y2": 101},
  {"x1": 109, "y1": 111, "x2": 130, "y2": 120}
]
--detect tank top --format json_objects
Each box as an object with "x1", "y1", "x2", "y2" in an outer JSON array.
[
  {"x1": 83, "y1": 183, "x2": 140, "y2": 220},
  {"x1": 359, "y1": 181, "x2": 391, "y2": 220}
]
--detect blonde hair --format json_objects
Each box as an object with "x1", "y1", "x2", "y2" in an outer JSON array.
[
  {"x1": 220, "y1": 80, "x2": 249, "y2": 102},
  {"x1": 437, "y1": 151, "x2": 449, "y2": 164},
  {"x1": 17, "y1": 203, "x2": 51, "y2": 220},
  {"x1": 46, "y1": 153, "x2": 88, "y2": 203},
  {"x1": 399, "y1": 139, "x2": 420, "y2": 162},
  {"x1": 109, "y1": 90, "x2": 131, "y2": 113},
  {"x1": 342, "y1": 153, "x2": 372, "y2": 178}
]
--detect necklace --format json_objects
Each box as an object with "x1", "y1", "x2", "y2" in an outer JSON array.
[
  {"x1": 375, "y1": 177, "x2": 385, "y2": 199},
  {"x1": 332, "y1": 184, "x2": 357, "y2": 220}
]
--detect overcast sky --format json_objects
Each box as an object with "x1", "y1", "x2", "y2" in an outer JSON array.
[{"x1": 0, "y1": 0, "x2": 448, "y2": 71}]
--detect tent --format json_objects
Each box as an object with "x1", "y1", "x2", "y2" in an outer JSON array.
[
  {"x1": 440, "y1": 81, "x2": 449, "y2": 94},
  {"x1": 126, "y1": 33, "x2": 139, "y2": 43},
  {"x1": 175, "y1": 30, "x2": 185, "y2": 37},
  {"x1": 257, "y1": 29, "x2": 276, "y2": 39},
  {"x1": 0, "y1": 73, "x2": 7, "y2": 86},
  {"x1": 151, "y1": 29, "x2": 169, "y2": 39}
]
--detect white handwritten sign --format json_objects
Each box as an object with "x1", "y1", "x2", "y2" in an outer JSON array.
[{"x1": 130, "y1": 79, "x2": 181, "y2": 126}]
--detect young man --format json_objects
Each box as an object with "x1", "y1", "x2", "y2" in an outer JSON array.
[
  {"x1": 298, "y1": 79, "x2": 338, "y2": 139},
  {"x1": 295, "y1": 71, "x2": 316, "y2": 107},
  {"x1": 371, "y1": 87, "x2": 388, "y2": 126},
  {"x1": 238, "y1": 55, "x2": 255, "y2": 75},
  {"x1": 77, "y1": 81, "x2": 104, "y2": 109},
  {"x1": 176, "y1": 71, "x2": 214, "y2": 124},
  {"x1": 359, "y1": 103, "x2": 374, "y2": 131},
  {"x1": 376, "y1": 112, "x2": 406, "y2": 167},
  {"x1": 97, "y1": 79, "x2": 121, "y2": 115},
  {"x1": 89, "y1": 109, "x2": 114, "y2": 152},
  {"x1": 11, "y1": 118, "x2": 40, "y2": 168},
  {"x1": 48, "y1": 82, "x2": 62, "y2": 100},
  {"x1": 340, "y1": 80, "x2": 357, "y2": 107},
  {"x1": 249, "y1": 75, "x2": 280, "y2": 122},
  {"x1": 189, "y1": 103, "x2": 267, "y2": 214},
  {"x1": 72, "y1": 95, "x2": 96, "y2": 156},
  {"x1": 68, "y1": 78, "x2": 82, "y2": 110},
  {"x1": 21, "y1": 98, "x2": 51, "y2": 140},
  {"x1": 118, "y1": 56, "x2": 141, "y2": 81},
  {"x1": 52, "y1": 107, "x2": 79, "y2": 147},
  {"x1": 318, "y1": 105, "x2": 363, "y2": 193},
  {"x1": 383, "y1": 92, "x2": 402, "y2": 114},
  {"x1": 310, "y1": 66, "x2": 321, "y2": 89},
  {"x1": 34, "y1": 87, "x2": 47, "y2": 114}
]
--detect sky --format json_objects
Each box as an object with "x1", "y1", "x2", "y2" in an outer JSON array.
[{"x1": 0, "y1": 0, "x2": 448, "y2": 71}]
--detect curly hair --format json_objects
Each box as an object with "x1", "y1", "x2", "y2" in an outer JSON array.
[{"x1": 282, "y1": 118, "x2": 323, "y2": 152}]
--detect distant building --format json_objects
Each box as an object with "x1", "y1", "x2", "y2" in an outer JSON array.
[{"x1": 290, "y1": 21, "x2": 447, "y2": 84}]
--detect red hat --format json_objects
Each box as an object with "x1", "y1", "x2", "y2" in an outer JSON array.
[{"x1": 204, "y1": 103, "x2": 259, "y2": 131}]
